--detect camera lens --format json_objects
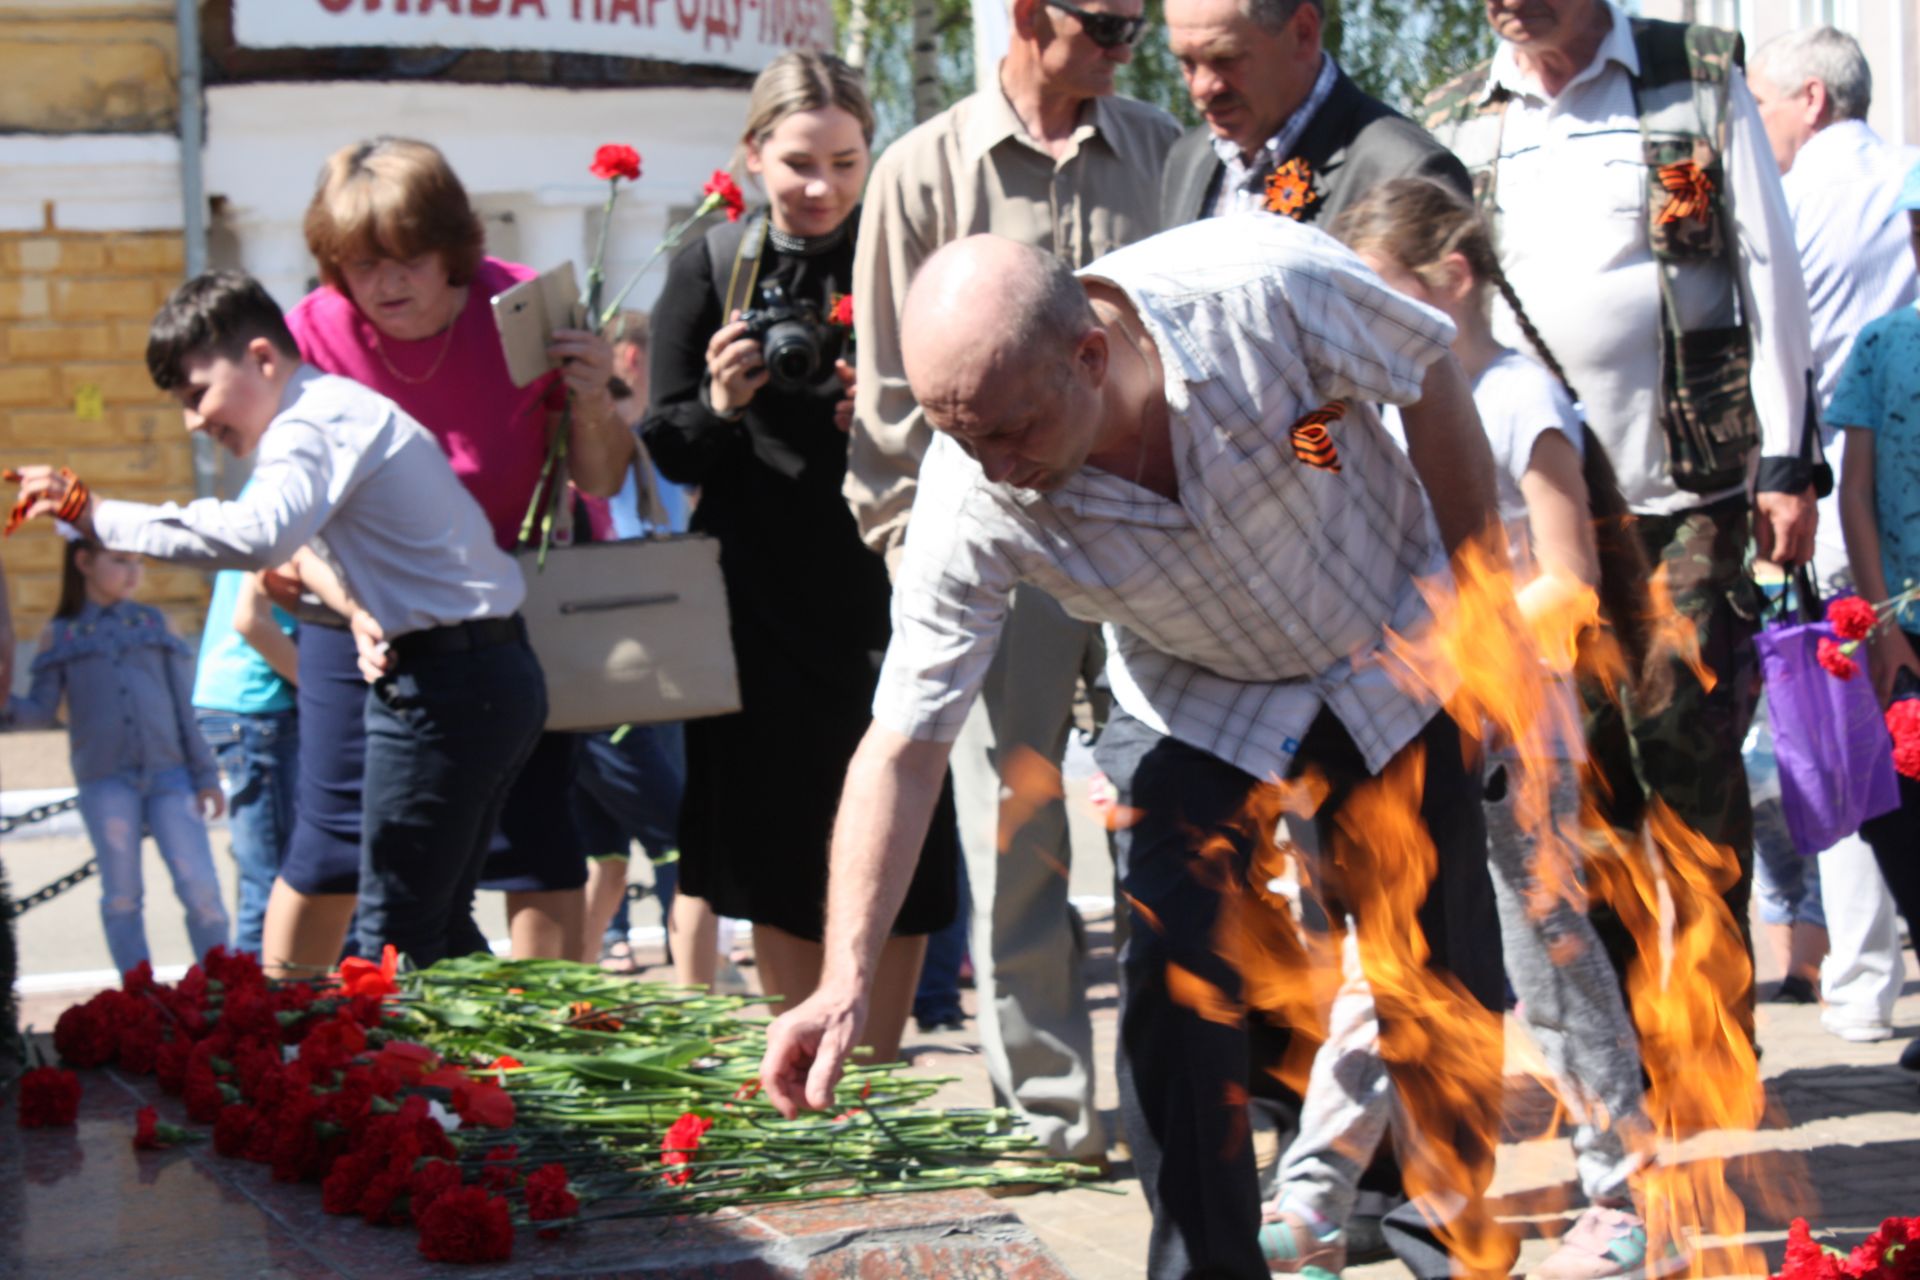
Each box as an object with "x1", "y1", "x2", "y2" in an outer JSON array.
[{"x1": 763, "y1": 321, "x2": 820, "y2": 387}]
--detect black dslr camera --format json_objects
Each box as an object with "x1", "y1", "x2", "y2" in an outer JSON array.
[{"x1": 740, "y1": 282, "x2": 832, "y2": 391}]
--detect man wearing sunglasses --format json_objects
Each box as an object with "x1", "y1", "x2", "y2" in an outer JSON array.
[
  {"x1": 844, "y1": 0, "x2": 1179, "y2": 1180},
  {"x1": 1159, "y1": 0, "x2": 1467, "y2": 228}
]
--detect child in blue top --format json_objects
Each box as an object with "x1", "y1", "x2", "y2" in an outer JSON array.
[
  {"x1": 192, "y1": 562, "x2": 298, "y2": 956},
  {"x1": 1829, "y1": 159, "x2": 1920, "y2": 1072},
  {"x1": 6, "y1": 534, "x2": 230, "y2": 973}
]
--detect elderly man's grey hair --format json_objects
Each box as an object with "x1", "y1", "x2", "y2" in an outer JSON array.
[
  {"x1": 1753, "y1": 26, "x2": 1872, "y2": 123},
  {"x1": 1246, "y1": 0, "x2": 1321, "y2": 35}
]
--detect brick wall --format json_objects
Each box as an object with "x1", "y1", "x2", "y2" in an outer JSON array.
[
  {"x1": 0, "y1": 1, "x2": 177, "y2": 135},
  {"x1": 1, "y1": 222, "x2": 205, "y2": 649}
]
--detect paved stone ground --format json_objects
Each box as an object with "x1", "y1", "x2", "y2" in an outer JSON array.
[
  {"x1": 7, "y1": 729, "x2": 1919, "y2": 1276},
  {"x1": 916, "y1": 911, "x2": 1919, "y2": 1280}
]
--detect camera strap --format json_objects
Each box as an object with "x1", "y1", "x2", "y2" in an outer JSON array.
[{"x1": 721, "y1": 210, "x2": 770, "y2": 323}]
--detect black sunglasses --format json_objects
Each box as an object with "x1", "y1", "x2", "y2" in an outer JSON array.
[{"x1": 1044, "y1": 0, "x2": 1145, "y2": 48}]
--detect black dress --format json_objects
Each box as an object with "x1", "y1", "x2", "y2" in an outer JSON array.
[{"x1": 642, "y1": 208, "x2": 957, "y2": 942}]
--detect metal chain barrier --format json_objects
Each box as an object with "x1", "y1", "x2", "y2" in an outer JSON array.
[
  {"x1": 9, "y1": 859, "x2": 97, "y2": 918},
  {"x1": 4, "y1": 793, "x2": 96, "y2": 918},
  {"x1": 0, "y1": 793, "x2": 79, "y2": 836}
]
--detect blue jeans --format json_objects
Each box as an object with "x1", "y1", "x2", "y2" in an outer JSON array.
[
  {"x1": 356, "y1": 632, "x2": 545, "y2": 967},
  {"x1": 914, "y1": 853, "x2": 971, "y2": 1024},
  {"x1": 77, "y1": 767, "x2": 231, "y2": 975},
  {"x1": 574, "y1": 723, "x2": 685, "y2": 943},
  {"x1": 197, "y1": 709, "x2": 298, "y2": 954}
]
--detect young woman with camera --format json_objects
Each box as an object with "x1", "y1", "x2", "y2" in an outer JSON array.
[{"x1": 643, "y1": 51, "x2": 957, "y2": 1061}]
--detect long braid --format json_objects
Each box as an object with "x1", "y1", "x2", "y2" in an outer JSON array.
[
  {"x1": 1332, "y1": 177, "x2": 1658, "y2": 693},
  {"x1": 1488, "y1": 265, "x2": 1579, "y2": 405},
  {"x1": 1488, "y1": 261, "x2": 1657, "y2": 690}
]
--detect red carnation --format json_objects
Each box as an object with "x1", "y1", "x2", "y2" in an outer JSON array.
[
  {"x1": 17, "y1": 1067, "x2": 81, "y2": 1128},
  {"x1": 590, "y1": 143, "x2": 642, "y2": 183},
  {"x1": 661, "y1": 1111, "x2": 714, "y2": 1186},
  {"x1": 830, "y1": 294, "x2": 853, "y2": 328},
  {"x1": 155, "y1": 1038, "x2": 191, "y2": 1093},
  {"x1": 53, "y1": 1002, "x2": 114, "y2": 1068},
  {"x1": 410, "y1": 1158, "x2": 463, "y2": 1218},
  {"x1": 704, "y1": 169, "x2": 746, "y2": 223},
  {"x1": 416, "y1": 1186, "x2": 514, "y2": 1264},
  {"x1": 358, "y1": 1163, "x2": 413, "y2": 1226},
  {"x1": 1817, "y1": 637, "x2": 1858, "y2": 680},
  {"x1": 335, "y1": 943, "x2": 400, "y2": 1000},
  {"x1": 526, "y1": 1163, "x2": 579, "y2": 1224},
  {"x1": 213, "y1": 1103, "x2": 256, "y2": 1158},
  {"x1": 132, "y1": 1105, "x2": 198, "y2": 1150},
  {"x1": 1843, "y1": 1215, "x2": 1920, "y2": 1280},
  {"x1": 371, "y1": 1040, "x2": 440, "y2": 1083},
  {"x1": 122, "y1": 960, "x2": 155, "y2": 994},
  {"x1": 322, "y1": 1149, "x2": 380, "y2": 1216},
  {"x1": 1826, "y1": 595, "x2": 1878, "y2": 642},
  {"x1": 1779, "y1": 1218, "x2": 1845, "y2": 1280},
  {"x1": 482, "y1": 1144, "x2": 522, "y2": 1191},
  {"x1": 203, "y1": 945, "x2": 265, "y2": 992},
  {"x1": 1887, "y1": 698, "x2": 1920, "y2": 781},
  {"x1": 451, "y1": 1077, "x2": 516, "y2": 1130}
]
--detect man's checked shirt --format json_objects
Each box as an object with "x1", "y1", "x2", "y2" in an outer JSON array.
[{"x1": 872, "y1": 216, "x2": 1459, "y2": 781}]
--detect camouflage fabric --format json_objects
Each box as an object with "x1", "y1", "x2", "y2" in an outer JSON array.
[
  {"x1": 1426, "y1": 18, "x2": 1759, "y2": 495},
  {"x1": 1419, "y1": 62, "x2": 1500, "y2": 134},
  {"x1": 1580, "y1": 498, "x2": 1764, "y2": 1038}
]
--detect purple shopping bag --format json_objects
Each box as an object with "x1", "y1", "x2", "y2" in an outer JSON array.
[{"x1": 1756, "y1": 618, "x2": 1900, "y2": 855}]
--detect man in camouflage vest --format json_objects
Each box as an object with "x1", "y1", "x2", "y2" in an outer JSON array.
[{"x1": 1424, "y1": 0, "x2": 1822, "y2": 1056}]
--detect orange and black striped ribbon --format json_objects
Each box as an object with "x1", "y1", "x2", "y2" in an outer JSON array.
[{"x1": 1289, "y1": 401, "x2": 1347, "y2": 473}]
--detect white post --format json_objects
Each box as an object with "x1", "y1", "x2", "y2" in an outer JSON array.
[{"x1": 973, "y1": 0, "x2": 1010, "y2": 97}]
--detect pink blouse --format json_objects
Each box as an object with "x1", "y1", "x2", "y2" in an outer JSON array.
[{"x1": 286, "y1": 257, "x2": 565, "y2": 550}]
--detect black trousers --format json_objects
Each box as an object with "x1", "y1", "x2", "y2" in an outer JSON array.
[
  {"x1": 1096, "y1": 708, "x2": 1508, "y2": 1280},
  {"x1": 1859, "y1": 632, "x2": 1920, "y2": 942},
  {"x1": 356, "y1": 632, "x2": 546, "y2": 967}
]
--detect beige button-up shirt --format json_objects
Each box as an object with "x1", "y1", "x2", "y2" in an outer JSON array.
[{"x1": 846, "y1": 76, "x2": 1180, "y2": 555}]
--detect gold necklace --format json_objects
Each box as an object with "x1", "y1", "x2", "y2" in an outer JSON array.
[{"x1": 370, "y1": 292, "x2": 464, "y2": 385}]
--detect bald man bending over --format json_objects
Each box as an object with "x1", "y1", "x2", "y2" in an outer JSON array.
[{"x1": 760, "y1": 220, "x2": 1512, "y2": 1278}]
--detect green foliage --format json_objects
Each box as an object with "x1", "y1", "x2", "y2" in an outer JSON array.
[
  {"x1": 1115, "y1": 0, "x2": 1203, "y2": 128},
  {"x1": 1322, "y1": 0, "x2": 1495, "y2": 111}
]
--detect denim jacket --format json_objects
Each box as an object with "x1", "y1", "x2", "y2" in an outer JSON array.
[{"x1": 5, "y1": 600, "x2": 219, "y2": 792}]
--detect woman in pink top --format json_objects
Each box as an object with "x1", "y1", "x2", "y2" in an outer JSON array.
[{"x1": 287, "y1": 137, "x2": 636, "y2": 964}]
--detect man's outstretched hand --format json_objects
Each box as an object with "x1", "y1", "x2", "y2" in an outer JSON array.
[{"x1": 758, "y1": 986, "x2": 868, "y2": 1118}]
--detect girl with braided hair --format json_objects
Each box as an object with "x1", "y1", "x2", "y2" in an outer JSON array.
[{"x1": 1251, "y1": 178, "x2": 1671, "y2": 1280}]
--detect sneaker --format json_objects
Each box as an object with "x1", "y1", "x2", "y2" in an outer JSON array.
[
  {"x1": 1768, "y1": 975, "x2": 1817, "y2": 1004},
  {"x1": 1258, "y1": 1210, "x2": 1346, "y2": 1274},
  {"x1": 1530, "y1": 1207, "x2": 1688, "y2": 1280},
  {"x1": 915, "y1": 1011, "x2": 967, "y2": 1034},
  {"x1": 1822, "y1": 1013, "x2": 1895, "y2": 1043}
]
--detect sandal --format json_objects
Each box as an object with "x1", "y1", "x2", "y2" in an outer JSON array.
[
  {"x1": 1258, "y1": 1210, "x2": 1346, "y2": 1275},
  {"x1": 599, "y1": 938, "x2": 640, "y2": 975}
]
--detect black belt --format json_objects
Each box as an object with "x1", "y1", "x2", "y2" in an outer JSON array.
[{"x1": 388, "y1": 615, "x2": 526, "y2": 660}]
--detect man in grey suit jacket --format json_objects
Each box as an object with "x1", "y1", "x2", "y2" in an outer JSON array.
[{"x1": 1160, "y1": 0, "x2": 1468, "y2": 230}]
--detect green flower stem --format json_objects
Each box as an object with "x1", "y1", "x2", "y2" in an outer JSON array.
[{"x1": 596, "y1": 192, "x2": 725, "y2": 330}]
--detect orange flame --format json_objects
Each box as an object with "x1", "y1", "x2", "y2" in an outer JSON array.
[{"x1": 1159, "y1": 525, "x2": 1780, "y2": 1274}]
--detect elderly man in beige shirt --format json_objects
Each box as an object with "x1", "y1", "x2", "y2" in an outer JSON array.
[{"x1": 846, "y1": 0, "x2": 1178, "y2": 1165}]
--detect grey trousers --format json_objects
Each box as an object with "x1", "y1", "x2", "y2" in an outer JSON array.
[
  {"x1": 1277, "y1": 761, "x2": 1649, "y2": 1221},
  {"x1": 950, "y1": 586, "x2": 1107, "y2": 1160}
]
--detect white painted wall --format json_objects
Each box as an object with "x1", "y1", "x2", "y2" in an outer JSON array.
[
  {"x1": 0, "y1": 134, "x2": 183, "y2": 233},
  {"x1": 202, "y1": 81, "x2": 754, "y2": 315}
]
